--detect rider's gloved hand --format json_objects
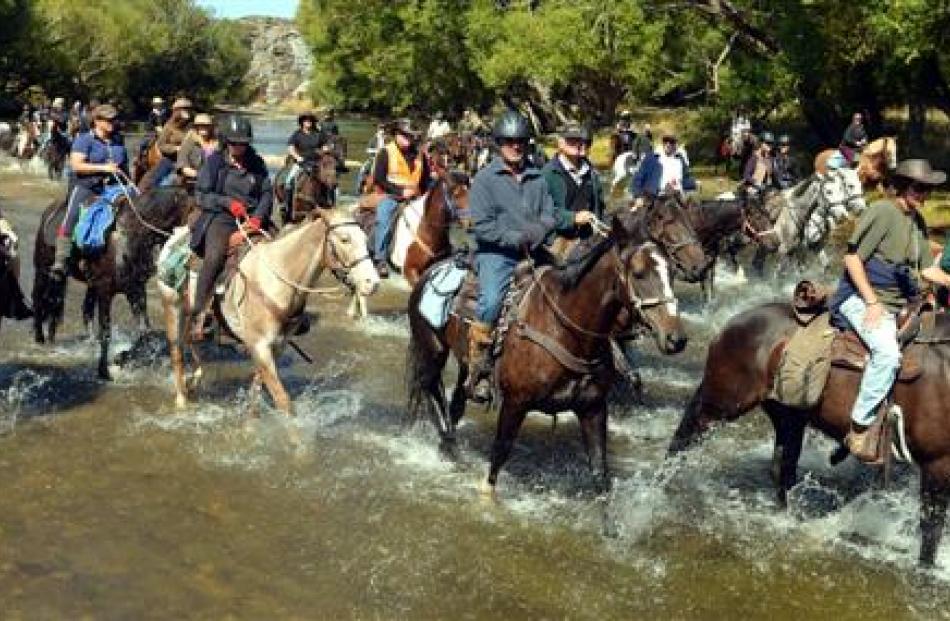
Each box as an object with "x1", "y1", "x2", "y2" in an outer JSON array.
[
  {"x1": 229, "y1": 199, "x2": 247, "y2": 219},
  {"x1": 246, "y1": 216, "x2": 261, "y2": 232}
]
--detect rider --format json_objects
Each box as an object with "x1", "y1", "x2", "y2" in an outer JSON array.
[
  {"x1": 840, "y1": 111, "x2": 869, "y2": 167},
  {"x1": 369, "y1": 118, "x2": 430, "y2": 278},
  {"x1": 284, "y1": 112, "x2": 327, "y2": 206},
  {"x1": 153, "y1": 98, "x2": 194, "y2": 186},
  {"x1": 41, "y1": 97, "x2": 67, "y2": 150},
  {"x1": 466, "y1": 110, "x2": 562, "y2": 402},
  {"x1": 771, "y1": 134, "x2": 797, "y2": 189},
  {"x1": 426, "y1": 111, "x2": 452, "y2": 142},
  {"x1": 189, "y1": 115, "x2": 272, "y2": 340},
  {"x1": 176, "y1": 113, "x2": 219, "y2": 189},
  {"x1": 614, "y1": 110, "x2": 636, "y2": 155},
  {"x1": 631, "y1": 133, "x2": 696, "y2": 208},
  {"x1": 320, "y1": 107, "x2": 339, "y2": 137},
  {"x1": 148, "y1": 97, "x2": 168, "y2": 133},
  {"x1": 541, "y1": 122, "x2": 601, "y2": 240},
  {"x1": 743, "y1": 131, "x2": 774, "y2": 192},
  {"x1": 52, "y1": 104, "x2": 128, "y2": 275},
  {"x1": 830, "y1": 159, "x2": 950, "y2": 461}
]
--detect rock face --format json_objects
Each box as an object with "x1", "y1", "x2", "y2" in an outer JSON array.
[{"x1": 238, "y1": 17, "x2": 313, "y2": 105}]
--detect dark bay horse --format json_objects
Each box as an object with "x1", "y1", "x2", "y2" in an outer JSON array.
[
  {"x1": 668, "y1": 302, "x2": 950, "y2": 566},
  {"x1": 406, "y1": 212, "x2": 690, "y2": 495},
  {"x1": 641, "y1": 195, "x2": 710, "y2": 283},
  {"x1": 132, "y1": 140, "x2": 162, "y2": 186},
  {"x1": 274, "y1": 151, "x2": 339, "y2": 227},
  {"x1": 32, "y1": 186, "x2": 196, "y2": 378},
  {"x1": 687, "y1": 192, "x2": 777, "y2": 302}
]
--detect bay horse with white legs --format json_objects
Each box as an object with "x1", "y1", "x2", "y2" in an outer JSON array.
[
  {"x1": 406, "y1": 213, "x2": 688, "y2": 495},
  {"x1": 348, "y1": 170, "x2": 470, "y2": 319},
  {"x1": 813, "y1": 136, "x2": 898, "y2": 191},
  {"x1": 274, "y1": 151, "x2": 339, "y2": 227},
  {"x1": 158, "y1": 208, "x2": 379, "y2": 413},
  {"x1": 32, "y1": 186, "x2": 196, "y2": 378},
  {"x1": 668, "y1": 302, "x2": 950, "y2": 567}
]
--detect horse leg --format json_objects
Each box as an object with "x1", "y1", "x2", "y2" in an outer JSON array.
[
  {"x1": 250, "y1": 341, "x2": 293, "y2": 415},
  {"x1": 449, "y1": 365, "x2": 468, "y2": 425},
  {"x1": 919, "y1": 460, "x2": 950, "y2": 567},
  {"x1": 485, "y1": 401, "x2": 527, "y2": 494},
  {"x1": 83, "y1": 287, "x2": 96, "y2": 340},
  {"x1": 96, "y1": 291, "x2": 113, "y2": 380},
  {"x1": 578, "y1": 401, "x2": 610, "y2": 494},
  {"x1": 161, "y1": 286, "x2": 188, "y2": 409},
  {"x1": 32, "y1": 273, "x2": 47, "y2": 344},
  {"x1": 127, "y1": 283, "x2": 150, "y2": 332},
  {"x1": 763, "y1": 403, "x2": 807, "y2": 506}
]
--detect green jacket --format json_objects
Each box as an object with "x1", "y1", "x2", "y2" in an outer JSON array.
[{"x1": 541, "y1": 156, "x2": 605, "y2": 233}]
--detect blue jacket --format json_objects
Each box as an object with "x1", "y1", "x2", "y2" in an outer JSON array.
[
  {"x1": 470, "y1": 156, "x2": 558, "y2": 257},
  {"x1": 631, "y1": 151, "x2": 696, "y2": 197}
]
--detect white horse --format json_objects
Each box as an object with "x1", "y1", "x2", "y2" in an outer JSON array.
[
  {"x1": 158, "y1": 208, "x2": 379, "y2": 413},
  {"x1": 609, "y1": 151, "x2": 641, "y2": 194}
]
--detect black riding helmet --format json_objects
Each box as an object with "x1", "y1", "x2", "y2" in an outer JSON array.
[
  {"x1": 777, "y1": 134, "x2": 791, "y2": 146},
  {"x1": 219, "y1": 115, "x2": 253, "y2": 144},
  {"x1": 493, "y1": 110, "x2": 532, "y2": 141},
  {"x1": 759, "y1": 131, "x2": 775, "y2": 145}
]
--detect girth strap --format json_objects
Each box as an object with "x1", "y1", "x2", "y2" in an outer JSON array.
[{"x1": 517, "y1": 322, "x2": 605, "y2": 375}]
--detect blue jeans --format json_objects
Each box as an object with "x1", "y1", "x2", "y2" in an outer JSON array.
[
  {"x1": 475, "y1": 251, "x2": 517, "y2": 324},
  {"x1": 839, "y1": 294, "x2": 901, "y2": 426},
  {"x1": 374, "y1": 196, "x2": 399, "y2": 261}
]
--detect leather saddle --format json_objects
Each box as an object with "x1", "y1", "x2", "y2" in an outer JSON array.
[
  {"x1": 450, "y1": 256, "x2": 535, "y2": 325},
  {"x1": 829, "y1": 329, "x2": 923, "y2": 382}
]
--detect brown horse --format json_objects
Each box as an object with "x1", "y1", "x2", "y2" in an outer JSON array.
[
  {"x1": 348, "y1": 170, "x2": 470, "y2": 318},
  {"x1": 274, "y1": 151, "x2": 339, "y2": 227},
  {"x1": 132, "y1": 140, "x2": 162, "y2": 187},
  {"x1": 668, "y1": 302, "x2": 950, "y2": 567},
  {"x1": 32, "y1": 186, "x2": 196, "y2": 378},
  {"x1": 813, "y1": 136, "x2": 897, "y2": 190},
  {"x1": 406, "y1": 212, "x2": 688, "y2": 494}
]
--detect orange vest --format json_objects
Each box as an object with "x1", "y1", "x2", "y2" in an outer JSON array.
[{"x1": 384, "y1": 141, "x2": 423, "y2": 192}]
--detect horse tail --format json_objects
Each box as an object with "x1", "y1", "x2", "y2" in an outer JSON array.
[{"x1": 667, "y1": 382, "x2": 708, "y2": 456}]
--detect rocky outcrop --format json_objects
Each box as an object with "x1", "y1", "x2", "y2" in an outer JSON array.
[{"x1": 238, "y1": 17, "x2": 312, "y2": 105}]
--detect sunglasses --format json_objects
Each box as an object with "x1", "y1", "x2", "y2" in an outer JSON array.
[
  {"x1": 499, "y1": 138, "x2": 528, "y2": 147},
  {"x1": 909, "y1": 183, "x2": 933, "y2": 196}
]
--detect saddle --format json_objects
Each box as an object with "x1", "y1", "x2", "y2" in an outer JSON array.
[
  {"x1": 220, "y1": 225, "x2": 267, "y2": 290},
  {"x1": 354, "y1": 195, "x2": 407, "y2": 267}
]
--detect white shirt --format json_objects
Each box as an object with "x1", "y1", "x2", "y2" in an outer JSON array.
[
  {"x1": 426, "y1": 119, "x2": 452, "y2": 140},
  {"x1": 658, "y1": 154, "x2": 684, "y2": 191},
  {"x1": 557, "y1": 154, "x2": 590, "y2": 186}
]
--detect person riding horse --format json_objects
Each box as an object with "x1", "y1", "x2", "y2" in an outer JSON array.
[
  {"x1": 466, "y1": 110, "x2": 594, "y2": 402},
  {"x1": 839, "y1": 111, "x2": 869, "y2": 167},
  {"x1": 52, "y1": 104, "x2": 128, "y2": 275},
  {"x1": 829, "y1": 159, "x2": 950, "y2": 461},
  {"x1": 189, "y1": 115, "x2": 272, "y2": 341},
  {"x1": 370, "y1": 118, "x2": 431, "y2": 278},
  {"x1": 176, "y1": 113, "x2": 219, "y2": 191},
  {"x1": 631, "y1": 133, "x2": 695, "y2": 209},
  {"x1": 148, "y1": 96, "x2": 169, "y2": 134},
  {"x1": 152, "y1": 98, "x2": 194, "y2": 186},
  {"x1": 743, "y1": 131, "x2": 774, "y2": 193},
  {"x1": 284, "y1": 112, "x2": 328, "y2": 209},
  {"x1": 771, "y1": 134, "x2": 797, "y2": 189},
  {"x1": 541, "y1": 122, "x2": 601, "y2": 240}
]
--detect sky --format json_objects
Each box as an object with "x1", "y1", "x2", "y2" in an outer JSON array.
[{"x1": 196, "y1": 0, "x2": 299, "y2": 19}]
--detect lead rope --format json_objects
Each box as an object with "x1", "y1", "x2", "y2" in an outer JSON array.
[{"x1": 111, "y1": 169, "x2": 173, "y2": 239}]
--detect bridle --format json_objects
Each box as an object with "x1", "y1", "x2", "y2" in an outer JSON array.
[
  {"x1": 647, "y1": 193, "x2": 703, "y2": 275},
  {"x1": 294, "y1": 155, "x2": 338, "y2": 209},
  {"x1": 323, "y1": 218, "x2": 372, "y2": 286}
]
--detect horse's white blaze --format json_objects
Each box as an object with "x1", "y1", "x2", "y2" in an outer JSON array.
[
  {"x1": 390, "y1": 194, "x2": 427, "y2": 269},
  {"x1": 649, "y1": 247, "x2": 678, "y2": 316}
]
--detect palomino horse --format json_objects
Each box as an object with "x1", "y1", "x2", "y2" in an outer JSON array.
[
  {"x1": 668, "y1": 302, "x2": 950, "y2": 567},
  {"x1": 274, "y1": 151, "x2": 339, "y2": 227},
  {"x1": 158, "y1": 208, "x2": 379, "y2": 413},
  {"x1": 32, "y1": 186, "x2": 196, "y2": 378},
  {"x1": 348, "y1": 170, "x2": 470, "y2": 318},
  {"x1": 406, "y1": 212, "x2": 687, "y2": 494},
  {"x1": 813, "y1": 136, "x2": 898, "y2": 190}
]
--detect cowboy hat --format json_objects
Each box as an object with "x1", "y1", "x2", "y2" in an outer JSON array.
[
  {"x1": 559, "y1": 122, "x2": 591, "y2": 143},
  {"x1": 893, "y1": 159, "x2": 946, "y2": 186},
  {"x1": 193, "y1": 113, "x2": 213, "y2": 126},
  {"x1": 297, "y1": 112, "x2": 318, "y2": 125},
  {"x1": 172, "y1": 98, "x2": 193, "y2": 110},
  {"x1": 393, "y1": 118, "x2": 421, "y2": 137},
  {"x1": 93, "y1": 104, "x2": 118, "y2": 120}
]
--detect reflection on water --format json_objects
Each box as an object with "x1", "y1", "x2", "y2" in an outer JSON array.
[{"x1": 0, "y1": 140, "x2": 949, "y2": 619}]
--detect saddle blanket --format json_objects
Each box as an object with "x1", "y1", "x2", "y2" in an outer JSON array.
[
  {"x1": 419, "y1": 259, "x2": 467, "y2": 328},
  {"x1": 73, "y1": 185, "x2": 132, "y2": 252}
]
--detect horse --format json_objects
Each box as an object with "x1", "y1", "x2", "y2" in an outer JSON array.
[
  {"x1": 0, "y1": 218, "x2": 32, "y2": 330},
  {"x1": 640, "y1": 194, "x2": 711, "y2": 284},
  {"x1": 40, "y1": 131, "x2": 70, "y2": 180},
  {"x1": 274, "y1": 151, "x2": 339, "y2": 227},
  {"x1": 609, "y1": 151, "x2": 642, "y2": 195},
  {"x1": 668, "y1": 302, "x2": 950, "y2": 567},
  {"x1": 713, "y1": 134, "x2": 739, "y2": 176},
  {"x1": 157, "y1": 208, "x2": 379, "y2": 413},
  {"x1": 32, "y1": 186, "x2": 197, "y2": 378},
  {"x1": 132, "y1": 140, "x2": 162, "y2": 186},
  {"x1": 813, "y1": 137, "x2": 897, "y2": 191},
  {"x1": 14, "y1": 120, "x2": 37, "y2": 165},
  {"x1": 406, "y1": 211, "x2": 688, "y2": 495},
  {"x1": 686, "y1": 191, "x2": 778, "y2": 302},
  {"x1": 348, "y1": 170, "x2": 470, "y2": 319}
]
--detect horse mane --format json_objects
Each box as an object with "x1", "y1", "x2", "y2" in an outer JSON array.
[
  {"x1": 551, "y1": 236, "x2": 616, "y2": 289},
  {"x1": 789, "y1": 176, "x2": 816, "y2": 199}
]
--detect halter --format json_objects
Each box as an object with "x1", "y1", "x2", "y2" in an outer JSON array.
[{"x1": 647, "y1": 193, "x2": 703, "y2": 275}]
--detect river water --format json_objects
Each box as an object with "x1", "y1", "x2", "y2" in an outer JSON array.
[{"x1": 0, "y1": 119, "x2": 948, "y2": 619}]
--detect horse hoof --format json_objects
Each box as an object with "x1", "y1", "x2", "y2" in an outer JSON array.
[
  {"x1": 174, "y1": 394, "x2": 188, "y2": 410},
  {"x1": 478, "y1": 479, "x2": 497, "y2": 502},
  {"x1": 98, "y1": 366, "x2": 112, "y2": 381}
]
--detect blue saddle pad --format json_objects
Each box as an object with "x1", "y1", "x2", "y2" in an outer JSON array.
[
  {"x1": 73, "y1": 185, "x2": 130, "y2": 251},
  {"x1": 419, "y1": 260, "x2": 468, "y2": 328}
]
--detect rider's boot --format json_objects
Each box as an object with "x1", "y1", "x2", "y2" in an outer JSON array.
[
  {"x1": 845, "y1": 420, "x2": 884, "y2": 464},
  {"x1": 465, "y1": 320, "x2": 494, "y2": 403},
  {"x1": 51, "y1": 236, "x2": 71, "y2": 278}
]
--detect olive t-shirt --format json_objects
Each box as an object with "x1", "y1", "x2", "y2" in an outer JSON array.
[{"x1": 848, "y1": 198, "x2": 932, "y2": 310}]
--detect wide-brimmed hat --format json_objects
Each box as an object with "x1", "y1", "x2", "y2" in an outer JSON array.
[
  {"x1": 298, "y1": 112, "x2": 317, "y2": 125},
  {"x1": 393, "y1": 118, "x2": 420, "y2": 137},
  {"x1": 893, "y1": 159, "x2": 946, "y2": 186},
  {"x1": 93, "y1": 104, "x2": 118, "y2": 120},
  {"x1": 661, "y1": 133, "x2": 677, "y2": 143},
  {"x1": 560, "y1": 122, "x2": 591, "y2": 143},
  {"x1": 193, "y1": 113, "x2": 213, "y2": 126},
  {"x1": 151, "y1": 96, "x2": 164, "y2": 105},
  {"x1": 172, "y1": 97, "x2": 193, "y2": 110}
]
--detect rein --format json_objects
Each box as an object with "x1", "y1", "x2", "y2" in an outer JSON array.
[{"x1": 112, "y1": 169, "x2": 174, "y2": 239}]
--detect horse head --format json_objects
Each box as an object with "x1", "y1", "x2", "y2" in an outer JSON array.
[
  {"x1": 443, "y1": 170, "x2": 470, "y2": 218},
  {"x1": 316, "y1": 208, "x2": 378, "y2": 297},
  {"x1": 640, "y1": 194, "x2": 708, "y2": 282},
  {"x1": 299, "y1": 150, "x2": 339, "y2": 208},
  {"x1": 0, "y1": 218, "x2": 17, "y2": 271},
  {"x1": 612, "y1": 213, "x2": 686, "y2": 354}
]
